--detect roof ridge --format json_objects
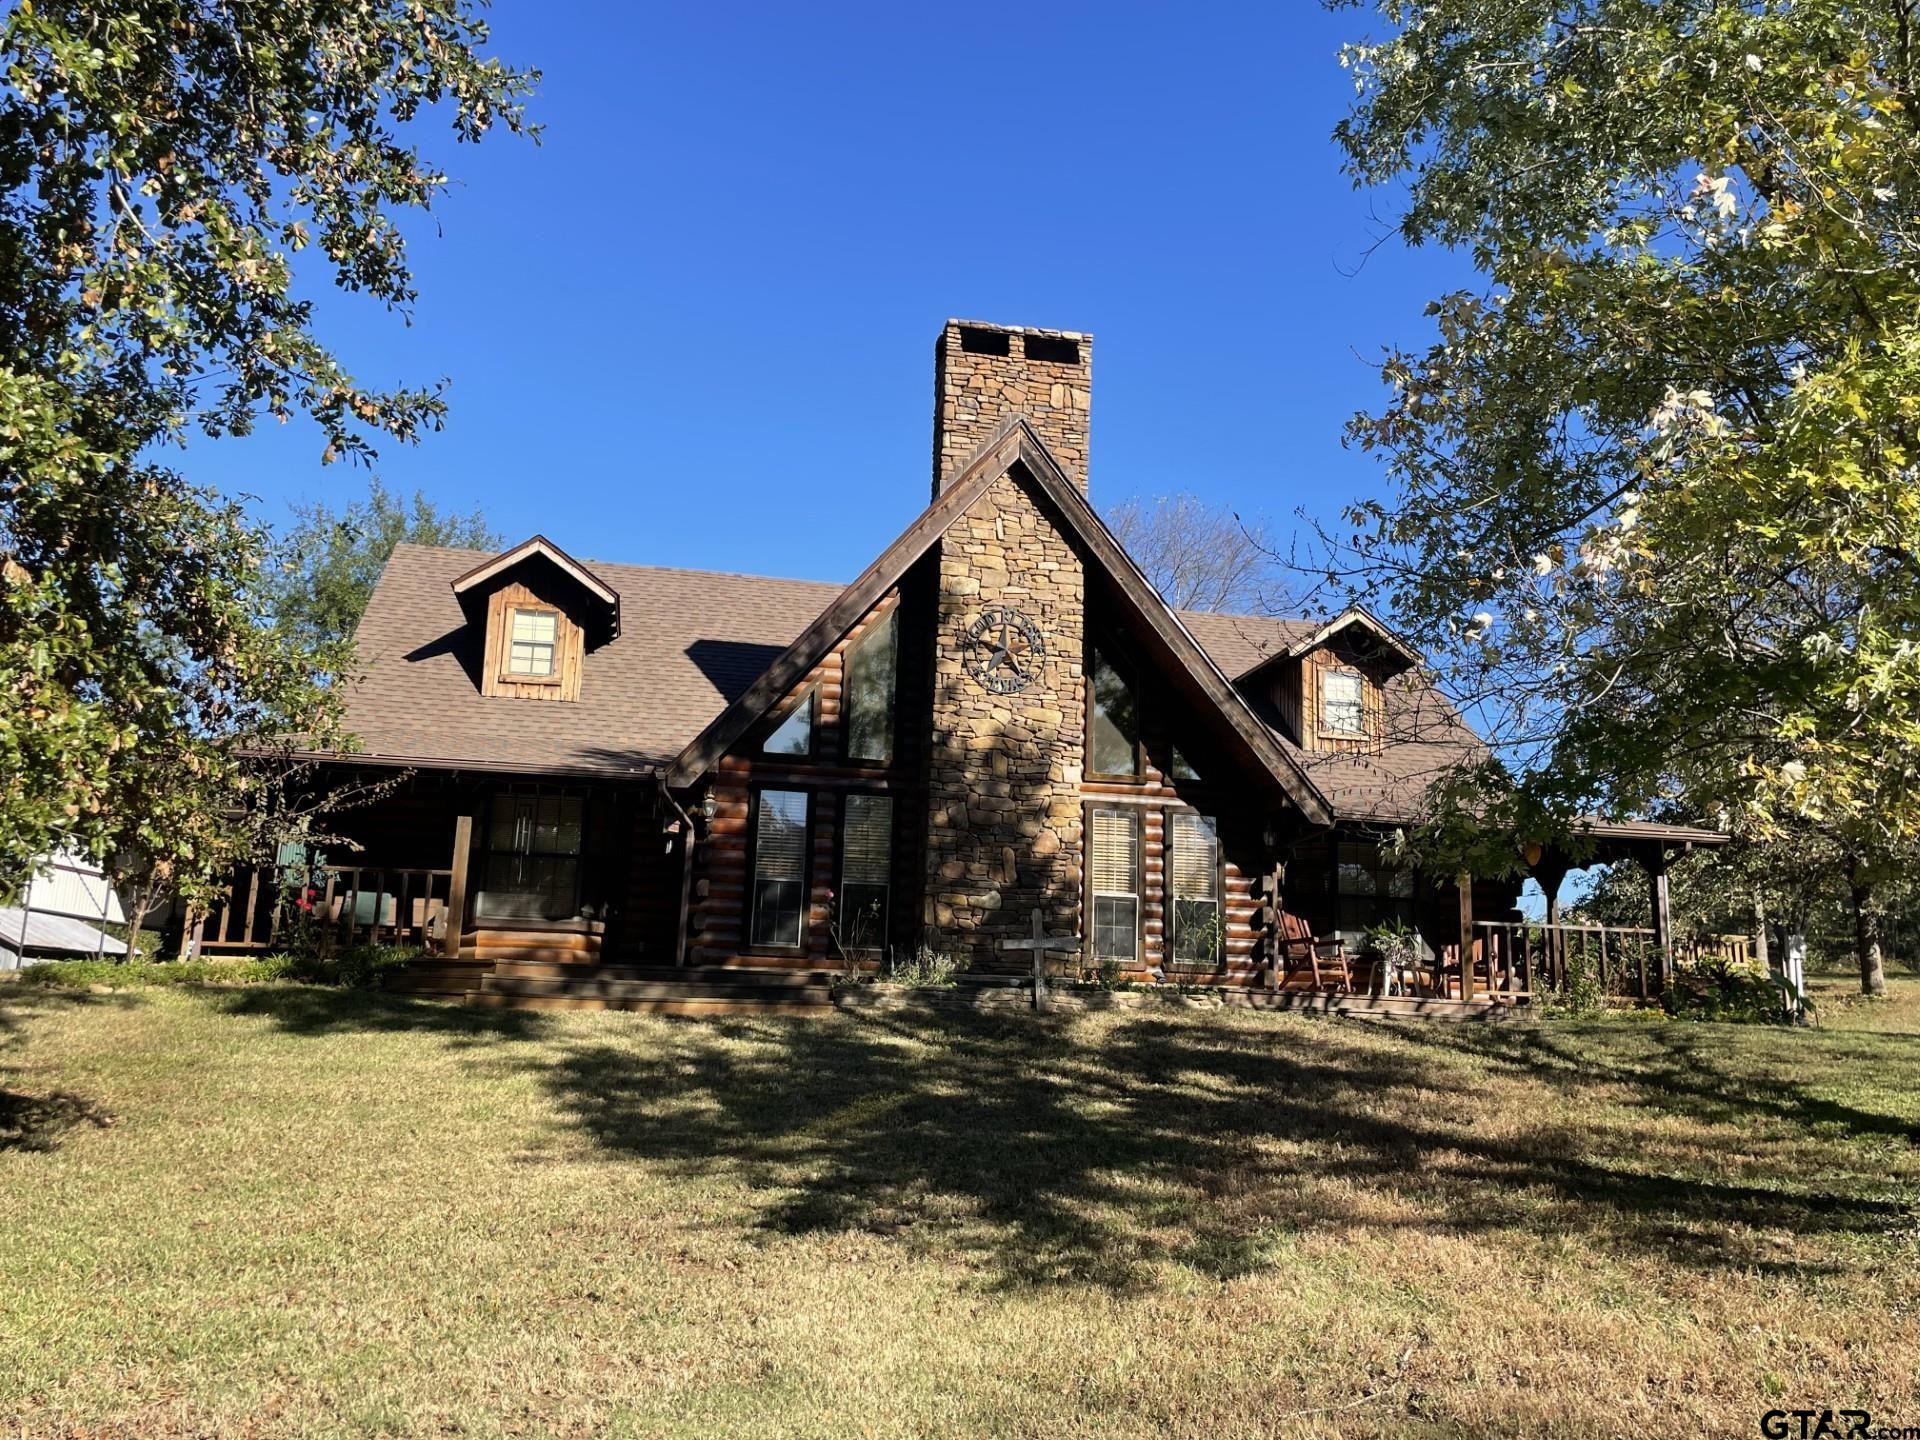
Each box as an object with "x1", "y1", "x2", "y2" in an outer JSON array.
[
  {"x1": 386, "y1": 542, "x2": 846, "y2": 590},
  {"x1": 1175, "y1": 607, "x2": 1318, "y2": 625}
]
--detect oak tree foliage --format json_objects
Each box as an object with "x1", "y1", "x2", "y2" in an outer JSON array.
[
  {"x1": 268, "y1": 478, "x2": 498, "y2": 651},
  {"x1": 0, "y1": 1, "x2": 534, "y2": 901},
  {"x1": 1329, "y1": 0, "x2": 1920, "y2": 991}
]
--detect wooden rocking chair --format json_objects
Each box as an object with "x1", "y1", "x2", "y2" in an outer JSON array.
[{"x1": 1279, "y1": 912, "x2": 1356, "y2": 994}]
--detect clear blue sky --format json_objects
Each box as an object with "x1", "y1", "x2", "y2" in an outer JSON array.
[{"x1": 183, "y1": 2, "x2": 1472, "y2": 585}]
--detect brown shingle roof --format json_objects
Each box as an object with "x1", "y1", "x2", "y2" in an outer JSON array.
[
  {"x1": 333, "y1": 540, "x2": 1484, "y2": 821},
  {"x1": 1178, "y1": 611, "x2": 1487, "y2": 825},
  {"x1": 336, "y1": 544, "x2": 842, "y2": 775}
]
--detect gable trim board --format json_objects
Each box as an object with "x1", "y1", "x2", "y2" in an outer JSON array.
[
  {"x1": 1277, "y1": 605, "x2": 1421, "y2": 671},
  {"x1": 663, "y1": 417, "x2": 1334, "y2": 826},
  {"x1": 451, "y1": 533, "x2": 621, "y2": 610}
]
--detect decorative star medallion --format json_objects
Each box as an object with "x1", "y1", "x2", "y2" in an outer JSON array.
[{"x1": 966, "y1": 606, "x2": 1047, "y2": 694}]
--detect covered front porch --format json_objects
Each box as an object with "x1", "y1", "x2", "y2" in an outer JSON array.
[
  {"x1": 185, "y1": 766, "x2": 676, "y2": 970},
  {"x1": 1261, "y1": 818, "x2": 1736, "y2": 1008}
]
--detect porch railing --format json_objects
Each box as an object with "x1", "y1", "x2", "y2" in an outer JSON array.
[
  {"x1": 1461, "y1": 921, "x2": 1756, "y2": 1004},
  {"x1": 192, "y1": 863, "x2": 455, "y2": 956}
]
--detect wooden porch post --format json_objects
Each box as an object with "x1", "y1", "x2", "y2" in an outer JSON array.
[
  {"x1": 1260, "y1": 862, "x2": 1284, "y2": 994},
  {"x1": 1456, "y1": 872, "x2": 1475, "y2": 1001},
  {"x1": 1647, "y1": 845, "x2": 1672, "y2": 994},
  {"x1": 674, "y1": 816, "x2": 695, "y2": 968},
  {"x1": 1535, "y1": 859, "x2": 1569, "y2": 992},
  {"x1": 443, "y1": 815, "x2": 473, "y2": 959},
  {"x1": 175, "y1": 907, "x2": 201, "y2": 961}
]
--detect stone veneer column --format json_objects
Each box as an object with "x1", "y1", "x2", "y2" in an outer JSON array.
[
  {"x1": 924, "y1": 470, "x2": 1086, "y2": 968},
  {"x1": 932, "y1": 320, "x2": 1092, "y2": 497}
]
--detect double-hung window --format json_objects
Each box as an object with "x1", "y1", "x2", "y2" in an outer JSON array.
[
  {"x1": 838, "y1": 793, "x2": 893, "y2": 952},
  {"x1": 751, "y1": 789, "x2": 809, "y2": 949},
  {"x1": 1089, "y1": 807, "x2": 1140, "y2": 964},
  {"x1": 1321, "y1": 669, "x2": 1365, "y2": 735},
  {"x1": 1169, "y1": 811, "x2": 1222, "y2": 966},
  {"x1": 506, "y1": 608, "x2": 559, "y2": 679}
]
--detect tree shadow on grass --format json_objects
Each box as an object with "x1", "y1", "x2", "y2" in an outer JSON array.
[
  {"x1": 0, "y1": 986, "x2": 129, "y2": 1152},
  {"x1": 523, "y1": 1007, "x2": 1917, "y2": 1291},
  {"x1": 1384, "y1": 1019, "x2": 1920, "y2": 1147},
  {"x1": 209, "y1": 983, "x2": 551, "y2": 1049},
  {"x1": 144, "y1": 986, "x2": 1919, "y2": 1292}
]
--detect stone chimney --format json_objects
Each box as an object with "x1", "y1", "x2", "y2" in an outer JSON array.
[{"x1": 931, "y1": 319, "x2": 1092, "y2": 498}]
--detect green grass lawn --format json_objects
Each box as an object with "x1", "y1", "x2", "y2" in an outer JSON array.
[{"x1": 3, "y1": 976, "x2": 1918, "y2": 1439}]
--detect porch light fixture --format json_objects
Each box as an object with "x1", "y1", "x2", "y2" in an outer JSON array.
[{"x1": 1522, "y1": 840, "x2": 1545, "y2": 867}]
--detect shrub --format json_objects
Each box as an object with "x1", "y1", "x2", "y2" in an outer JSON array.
[
  {"x1": 19, "y1": 944, "x2": 419, "y2": 992},
  {"x1": 20, "y1": 957, "x2": 299, "y2": 989},
  {"x1": 1663, "y1": 951, "x2": 1799, "y2": 1025},
  {"x1": 887, "y1": 943, "x2": 960, "y2": 989},
  {"x1": 1536, "y1": 939, "x2": 1606, "y2": 1018},
  {"x1": 327, "y1": 943, "x2": 418, "y2": 988}
]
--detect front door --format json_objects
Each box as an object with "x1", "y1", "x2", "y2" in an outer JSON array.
[{"x1": 477, "y1": 788, "x2": 586, "y2": 921}]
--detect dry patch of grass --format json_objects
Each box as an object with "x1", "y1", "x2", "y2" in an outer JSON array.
[{"x1": 2, "y1": 978, "x2": 1918, "y2": 1438}]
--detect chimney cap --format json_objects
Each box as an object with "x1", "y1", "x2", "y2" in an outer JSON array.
[{"x1": 944, "y1": 317, "x2": 1091, "y2": 341}]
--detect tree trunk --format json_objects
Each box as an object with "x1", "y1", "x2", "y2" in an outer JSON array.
[{"x1": 1846, "y1": 860, "x2": 1887, "y2": 998}]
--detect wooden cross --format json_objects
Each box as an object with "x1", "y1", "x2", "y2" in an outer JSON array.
[{"x1": 998, "y1": 910, "x2": 1078, "y2": 1011}]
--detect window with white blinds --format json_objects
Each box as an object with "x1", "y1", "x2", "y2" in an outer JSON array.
[
  {"x1": 751, "y1": 789, "x2": 808, "y2": 948},
  {"x1": 1090, "y1": 807, "x2": 1139, "y2": 963},
  {"x1": 1170, "y1": 811, "x2": 1222, "y2": 965},
  {"x1": 838, "y1": 793, "x2": 892, "y2": 951}
]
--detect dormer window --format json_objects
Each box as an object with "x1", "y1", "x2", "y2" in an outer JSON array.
[
  {"x1": 506, "y1": 608, "x2": 559, "y2": 680},
  {"x1": 452, "y1": 535, "x2": 618, "y2": 705},
  {"x1": 1322, "y1": 669, "x2": 1364, "y2": 735}
]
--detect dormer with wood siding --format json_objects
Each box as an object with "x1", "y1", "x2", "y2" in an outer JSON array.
[
  {"x1": 450, "y1": 535, "x2": 620, "y2": 705},
  {"x1": 1248, "y1": 607, "x2": 1419, "y2": 754}
]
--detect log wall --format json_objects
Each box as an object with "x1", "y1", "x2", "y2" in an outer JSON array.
[{"x1": 686, "y1": 572, "x2": 933, "y2": 969}]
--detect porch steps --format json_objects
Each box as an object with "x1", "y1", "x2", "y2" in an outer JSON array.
[
  {"x1": 456, "y1": 926, "x2": 603, "y2": 964},
  {"x1": 384, "y1": 960, "x2": 493, "y2": 998},
  {"x1": 473, "y1": 962, "x2": 834, "y2": 1015}
]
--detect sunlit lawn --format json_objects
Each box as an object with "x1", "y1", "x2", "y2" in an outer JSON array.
[{"x1": 3, "y1": 974, "x2": 1918, "y2": 1438}]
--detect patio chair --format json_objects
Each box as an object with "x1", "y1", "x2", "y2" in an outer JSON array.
[{"x1": 1279, "y1": 912, "x2": 1355, "y2": 993}]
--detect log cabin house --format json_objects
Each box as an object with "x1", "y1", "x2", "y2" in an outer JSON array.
[{"x1": 199, "y1": 320, "x2": 1723, "y2": 1011}]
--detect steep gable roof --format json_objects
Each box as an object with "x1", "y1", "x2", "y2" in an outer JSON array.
[
  {"x1": 663, "y1": 418, "x2": 1334, "y2": 824},
  {"x1": 1172, "y1": 611, "x2": 1486, "y2": 825},
  {"x1": 451, "y1": 533, "x2": 623, "y2": 644},
  {"x1": 1273, "y1": 604, "x2": 1420, "y2": 671},
  {"x1": 321, "y1": 455, "x2": 1492, "y2": 824},
  {"x1": 451, "y1": 534, "x2": 620, "y2": 610}
]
